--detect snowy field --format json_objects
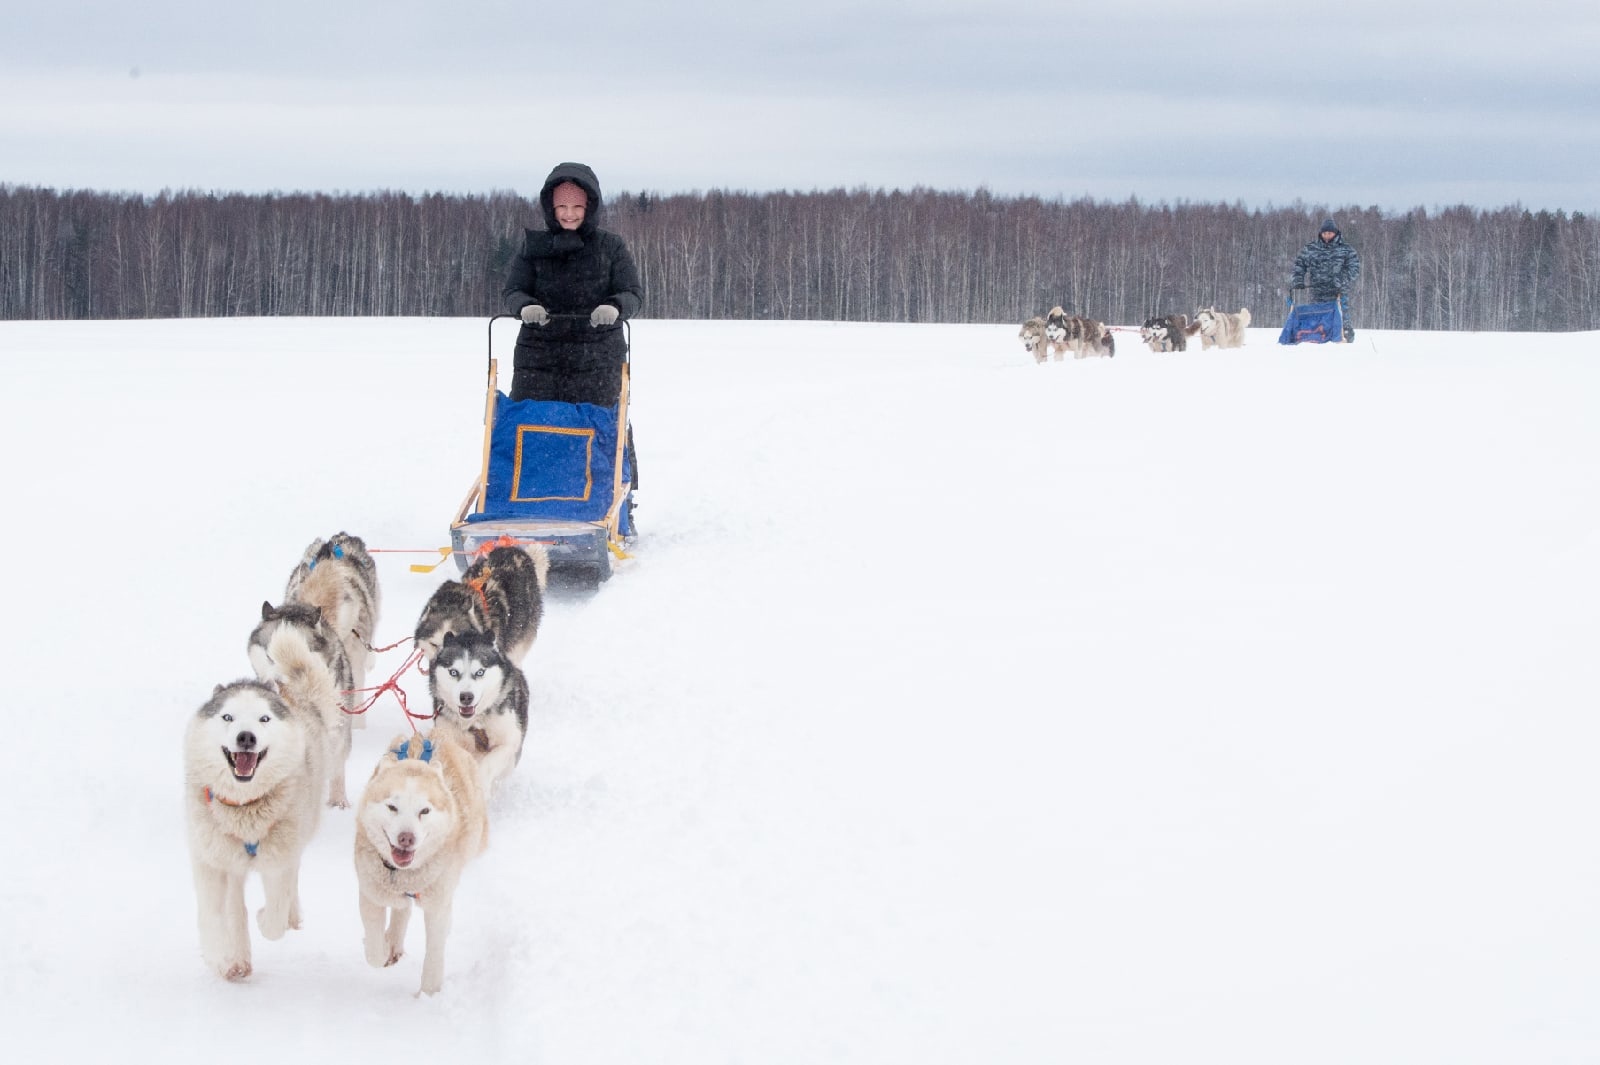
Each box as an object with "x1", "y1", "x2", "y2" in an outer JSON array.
[{"x1": 1, "y1": 315, "x2": 1596, "y2": 1064}]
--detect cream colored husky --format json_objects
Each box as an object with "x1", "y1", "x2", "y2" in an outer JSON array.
[
  {"x1": 353, "y1": 730, "x2": 489, "y2": 995},
  {"x1": 1195, "y1": 306, "x2": 1252, "y2": 349}
]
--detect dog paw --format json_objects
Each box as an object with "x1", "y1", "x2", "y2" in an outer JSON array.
[
  {"x1": 327, "y1": 795, "x2": 350, "y2": 810},
  {"x1": 364, "y1": 940, "x2": 404, "y2": 968},
  {"x1": 257, "y1": 908, "x2": 289, "y2": 940},
  {"x1": 221, "y1": 961, "x2": 252, "y2": 982}
]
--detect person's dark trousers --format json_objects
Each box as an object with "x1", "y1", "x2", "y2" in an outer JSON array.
[{"x1": 1313, "y1": 288, "x2": 1353, "y2": 341}]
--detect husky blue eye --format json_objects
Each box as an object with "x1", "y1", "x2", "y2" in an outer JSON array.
[
  {"x1": 222, "y1": 714, "x2": 233, "y2": 723},
  {"x1": 259, "y1": 715, "x2": 270, "y2": 724},
  {"x1": 448, "y1": 669, "x2": 460, "y2": 679},
  {"x1": 474, "y1": 669, "x2": 486, "y2": 679}
]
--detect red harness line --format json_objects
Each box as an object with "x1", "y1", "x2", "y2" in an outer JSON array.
[
  {"x1": 346, "y1": 534, "x2": 527, "y2": 729},
  {"x1": 343, "y1": 643, "x2": 434, "y2": 732}
]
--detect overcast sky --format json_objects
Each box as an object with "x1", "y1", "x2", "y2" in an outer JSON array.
[{"x1": 5, "y1": 0, "x2": 1597, "y2": 213}]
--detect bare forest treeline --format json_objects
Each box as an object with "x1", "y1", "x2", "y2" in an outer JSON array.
[{"x1": 3, "y1": 184, "x2": 1598, "y2": 331}]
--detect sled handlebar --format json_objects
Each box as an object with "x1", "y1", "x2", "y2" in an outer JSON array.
[{"x1": 485, "y1": 313, "x2": 631, "y2": 374}]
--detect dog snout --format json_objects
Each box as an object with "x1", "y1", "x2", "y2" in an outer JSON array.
[
  {"x1": 396, "y1": 830, "x2": 416, "y2": 850},
  {"x1": 458, "y1": 691, "x2": 475, "y2": 706},
  {"x1": 235, "y1": 731, "x2": 257, "y2": 750}
]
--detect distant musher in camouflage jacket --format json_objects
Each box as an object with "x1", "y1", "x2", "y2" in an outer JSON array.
[{"x1": 1289, "y1": 218, "x2": 1361, "y2": 341}]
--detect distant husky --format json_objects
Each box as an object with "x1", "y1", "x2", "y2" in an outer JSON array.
[
  {"x1": 1018, "y1": 317, "x2": 1048, "y2": 363},
  {"x1": 1045, "y1": 306, "x2": 1116, "y2": 359},
  {"x1": 414, "y1": 543, "x2": 550, "y2": 667},
  {"x1": 354, "y1": 730, "x2": 489, "y2": 995},
  {"x1": 429, "y1": 629, "x2": 530, "y2": 792},
  {"x1": 1195, "y1": 306, "x2": 1252, "y2": 349},
  {"x1": 248, "y1": 600, "x2": 355, "y2": 808},
  {"x1": 283, "y1": 532, "x2": 381, "y2": 702},
  {"x1": 185, "y1": 636, "x2": 336, "y2": 980},
  {"x1": 1141, "y1": 313, "x2": 1195, "y2": 353}
]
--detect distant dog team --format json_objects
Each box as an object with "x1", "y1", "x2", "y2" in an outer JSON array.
[{"x1": 1019, "y1": 304, "x2": 1251, "y2": 360}]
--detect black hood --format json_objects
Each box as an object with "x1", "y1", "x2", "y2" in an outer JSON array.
[
  {"x1": 539, "y1": 162, "x2": 603, "y2": 239},
  {"x1": 1317, "y1": 218, "x2": 1341, "y2": 240}
]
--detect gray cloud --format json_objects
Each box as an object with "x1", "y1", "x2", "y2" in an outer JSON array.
[{"x1": 3, "y1": 0, "x2": 1596, "y2": 211}]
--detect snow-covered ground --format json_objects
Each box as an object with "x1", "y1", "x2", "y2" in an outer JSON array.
[{"x1": 1, "y1": 316, "x2": 1596, "y2": 1064}]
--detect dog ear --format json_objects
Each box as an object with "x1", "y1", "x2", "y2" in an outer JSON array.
[{"x1": 261, "y1": 600, "x2": 275, "y2": 619}]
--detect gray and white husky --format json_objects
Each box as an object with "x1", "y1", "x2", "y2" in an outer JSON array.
[
  {"x1": 428, "y1": 628, "x2": 529, "y2": 792},
  {"x1": 185, "y1": 630, "x2": 336, "y2": 980},
  {"x1": 414, "y1": 543, "x2": 549, "y2": 667},
  {"x1": 248, "y1": 600, "x2": 355, "y2": 807}
]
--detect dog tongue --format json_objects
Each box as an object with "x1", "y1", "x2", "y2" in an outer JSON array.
[
  {"x1": 391, "y1": 848, "x2": 415, "y2": 867},
  {"x1": 232, "y1": 751, "x2": 259, "y2": 777}
]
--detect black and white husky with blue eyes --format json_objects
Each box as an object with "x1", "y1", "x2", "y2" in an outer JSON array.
[{"x1": 427, "y1": 629, "x2": 529, "y2": 792}]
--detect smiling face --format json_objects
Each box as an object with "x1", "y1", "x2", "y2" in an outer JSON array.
[
  {"x1": 429, "y1": 631, "x2": 507, "y2": 722},
  {"x1": 188, "y1": 682, "x2": 303, "y2": 798},
  {"x1": 359, "y1": 764, "x2": 455, "y2": 869},
  {"x1": 551, "y1": 181, "x2": 588, "y2": 231}
]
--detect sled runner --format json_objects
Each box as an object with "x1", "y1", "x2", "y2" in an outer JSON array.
[
  {"x1": 1278, "y1": 288, "x2": 1345, "y2": 345},
  {"x1": 446, "y1": 315, "x2": 635, "y2": 583}
]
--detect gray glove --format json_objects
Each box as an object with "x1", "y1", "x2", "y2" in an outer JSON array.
[
  {"x1": 590, "y1": 304, "x2": 619, "y2": 327},
  {"x1": 520, "y1": 304, "x2": 549, "y2": 326}
]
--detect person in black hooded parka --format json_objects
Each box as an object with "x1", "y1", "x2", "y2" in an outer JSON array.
[{"x1": 502, "y1": 162, "x2": 644, "y2": 406}]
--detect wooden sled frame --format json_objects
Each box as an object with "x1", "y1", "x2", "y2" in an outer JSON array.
[{"x1": 446, "y1": 315, "x2": 632, "y2": 580}]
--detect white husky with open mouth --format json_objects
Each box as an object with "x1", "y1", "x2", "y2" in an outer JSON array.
[{"x1": 184, "y1": 670, "x2": 330, "y2": 981}]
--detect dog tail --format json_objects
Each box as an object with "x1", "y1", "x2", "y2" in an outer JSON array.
[
  {"x1": 524, "y1": 542, "x2": 551, "y2": 593},
  {"x1": 266, "y1": 625, "x2": 341, "y2": 730},
  {"x1": 1239, "y1": 308, "x2": 1252, "y2": 327}
]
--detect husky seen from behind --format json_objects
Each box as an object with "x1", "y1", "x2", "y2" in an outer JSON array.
[
  {"x1": 184, "y1": 631, "x2": 337, "y2": 980},
  {"x1": 283, "y1": 531, "x2": 381, "y2": 701},
  {"x1": 354, "y1": 731, "x2": 489, "y2": 996},
  {"x1": 429, "y1": 629, "x2": 530, "y2": 792},
  {"x1": 414, "y1": 543, "x2": 549, "y2": 667}
]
